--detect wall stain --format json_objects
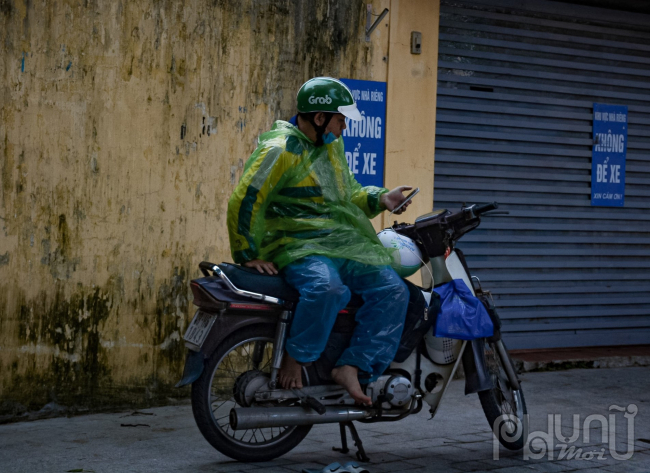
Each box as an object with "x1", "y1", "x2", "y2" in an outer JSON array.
[
  {"x1": 6, "y1": 283, "x2": 113, "y2": 414},
  {"x1": 0, "y1": 0, "x2": 12, "y2": 17},
  {"x1": 154, "y1": 266, "x2": 191, "y2": 374},
  {"x1": 39, "y1": 213, "x2": 81, "y2": 280}
]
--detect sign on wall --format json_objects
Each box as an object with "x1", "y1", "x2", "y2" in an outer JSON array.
[
  {"x1": 339, "y1": 79, "x2": 386, "y2": 188},
  {"x1": 591, "y1": 103, "x2": 627, "y2": 207}
]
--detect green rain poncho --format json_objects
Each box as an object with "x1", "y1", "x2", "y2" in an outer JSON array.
[{"x1": 227, "y1": 120, "x2": 393, "y2": 270}]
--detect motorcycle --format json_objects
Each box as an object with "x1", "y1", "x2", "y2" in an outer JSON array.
[{"x1": 176, "y1": 202, "x2": 527, "y2": 462}]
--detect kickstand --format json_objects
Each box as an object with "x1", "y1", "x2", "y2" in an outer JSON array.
[{"x1": 332, "y1": 421, "x2": 370, "y2": 462}]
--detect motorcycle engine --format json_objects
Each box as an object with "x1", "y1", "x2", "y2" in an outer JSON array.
[{"x1": 365, "y1": 373, "x2": 414, "y2": 408}]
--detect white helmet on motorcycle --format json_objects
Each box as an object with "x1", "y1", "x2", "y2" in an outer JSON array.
[{"x1": 377, "y1": 230, "x2": 423, "y2": 278}]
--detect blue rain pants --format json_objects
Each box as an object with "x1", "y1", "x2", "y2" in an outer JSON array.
[{"x1": 282, "y1": 255, "x2": 409, "y2": 382}]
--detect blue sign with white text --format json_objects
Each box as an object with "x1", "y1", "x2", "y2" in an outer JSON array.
[
  {"x1": 340, "y1": 78, "x2": 386, "y2": 188},
  {"x1": 591, "y1": 103, "x2": 627, "y2": 207}
]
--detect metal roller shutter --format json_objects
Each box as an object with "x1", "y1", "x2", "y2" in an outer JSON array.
[{"x1": 435, "y1": 0, "x2": 650, "y2": 349}]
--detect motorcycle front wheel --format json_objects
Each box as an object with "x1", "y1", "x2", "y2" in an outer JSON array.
[
  {"x1": 478, "y1": 339, "x2": 528, "y2": 451},
  {"x1": 191, "y1": 324, "x2": 312, "y2": 462}
]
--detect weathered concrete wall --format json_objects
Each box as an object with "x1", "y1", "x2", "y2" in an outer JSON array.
[{"x1": 0, "y1": 0, "x2": 394, "y2": 418}]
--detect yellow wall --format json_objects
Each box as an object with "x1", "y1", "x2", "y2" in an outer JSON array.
[
  {"x1": 383, "y1": 0, "x2": 439, "y2": 225},
  {"x1": 0, "y1": 0, "x2": 438, "y2": 416},
  {"x1": 381, "y1": 0, "x2": 440, "y2": 282}
]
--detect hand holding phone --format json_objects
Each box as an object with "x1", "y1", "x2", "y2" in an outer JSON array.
[{"x1": 391, "y1": 187, "x2": 419, "y2": 214}]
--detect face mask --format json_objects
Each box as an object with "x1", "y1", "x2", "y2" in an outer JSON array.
[{"x1": 322, "y1": 132, "x2": 336, "y2": 145}]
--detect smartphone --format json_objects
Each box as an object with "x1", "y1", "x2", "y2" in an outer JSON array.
[{"x1": 392, "y1": 187, "x2": 419, "y2": 213}]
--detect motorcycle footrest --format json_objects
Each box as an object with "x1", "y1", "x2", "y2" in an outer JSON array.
[{"x1": 305, "y1": 396, "x2": 327, "y2": 415}]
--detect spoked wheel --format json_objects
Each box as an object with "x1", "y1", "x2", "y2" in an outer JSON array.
[
  {"x1": 478, "y1": 339, "x2": 528, "y2": 450},
  {"x1": 191, "y1": 325, "x2": 312, "y2": 462}
]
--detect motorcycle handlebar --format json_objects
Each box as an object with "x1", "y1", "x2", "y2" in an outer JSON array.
[
  {"x1": 401, "y1": 201, "x2": 501, "y2": 250},
  {"x1": 473, "y1": 202, "x2": 498, "y2": 216}
]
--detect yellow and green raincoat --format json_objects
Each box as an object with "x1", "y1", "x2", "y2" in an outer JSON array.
[{"x1": 227, "y1": 120, "x2": 392, "y2": 269}]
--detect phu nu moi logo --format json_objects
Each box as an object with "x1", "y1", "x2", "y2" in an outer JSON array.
[{"x1": 493, "y1": 404, "x2": 638, "y2": 462}]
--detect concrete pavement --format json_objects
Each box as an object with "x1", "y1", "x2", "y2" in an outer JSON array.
[{"x1": 1, "y1": 367, "x2": 648, "y2": 473}]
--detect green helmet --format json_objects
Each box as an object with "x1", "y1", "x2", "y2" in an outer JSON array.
[{"x1": 296, "y1": 77, "x2": 362, "y2": 121}]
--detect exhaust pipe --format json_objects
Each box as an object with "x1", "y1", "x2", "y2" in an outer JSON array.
[{"x1": 230, "y1": 406, "x2": 373, "y2": 430}]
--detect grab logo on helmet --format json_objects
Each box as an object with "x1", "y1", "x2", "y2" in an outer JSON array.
[{"x1": 308, "y1": 95, "x2": 333, "y2": 105}]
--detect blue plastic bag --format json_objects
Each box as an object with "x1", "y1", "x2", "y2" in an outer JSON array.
[{"x1": 433, "y1": 279, "x2": 494, "y2": 340}]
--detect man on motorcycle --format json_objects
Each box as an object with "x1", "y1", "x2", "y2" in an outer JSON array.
[{"x1": 227, "y1": 77, "x2": 412, "y2": 404}]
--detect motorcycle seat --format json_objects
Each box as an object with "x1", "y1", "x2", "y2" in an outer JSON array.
[{"x1": 218, "y1": 263, "x2": 363, "y2": 308}]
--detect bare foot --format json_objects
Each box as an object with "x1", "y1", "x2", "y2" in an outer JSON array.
[
  {"x1": 331, "y1": 365, "x2": 371, "y2": 405},
  {"x1": 279, "y1": 352, "x2": 303, "y2": 389}
]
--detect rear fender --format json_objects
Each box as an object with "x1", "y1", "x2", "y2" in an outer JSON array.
[
  {"x1": 202, "y1": 310, "x2": 280, "y2": 357},
  {"x1": 175, "y1": 310, "x2": 280, "y2": 387}
]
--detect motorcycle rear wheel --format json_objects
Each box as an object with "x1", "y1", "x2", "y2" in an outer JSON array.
[
  {"x1": 191, "y1": 324, "x2": 312, "y2": 462},
  {"x1": 478, "y1": 339, "x2": 528, "y2": 451}
]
